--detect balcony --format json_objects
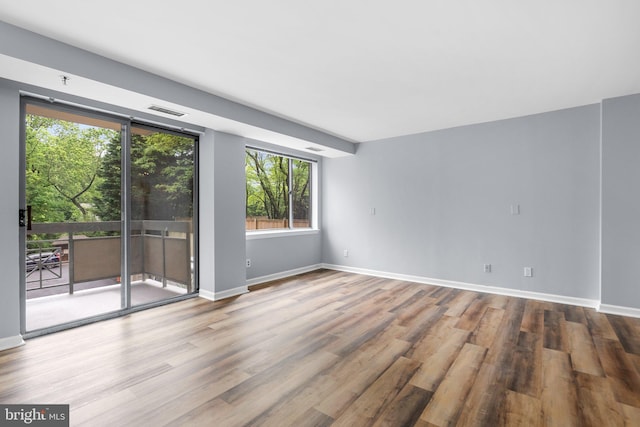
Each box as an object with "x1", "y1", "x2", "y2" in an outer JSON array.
[{"x1": 26, "y1": 220, "x2": 194, "y2": 331}]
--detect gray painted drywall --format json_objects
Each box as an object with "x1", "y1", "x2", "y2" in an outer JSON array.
[
  {"x1": 323, "y1": 105, "x2": 601, "y2": 300},
  {"x1": 0, "y1": 20, "x2": 355, "y2": 155},
  {"x1": 601, "y1": 93, "x2": 640, "y2": 309},
  {"x1": 213, "y1": 131, "x2": 247, "y2": 292},
  {"x1": 198, "y1": 130, "x2": 215, "y2": 295},
  {"x1": 0, "y1": 81, "x2": 21, "y2": 340},
  {"x1": 246, "y1": 233, "x2": 322, "y2": 280}
]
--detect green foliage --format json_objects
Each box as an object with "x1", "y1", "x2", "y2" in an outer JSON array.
[
  {"x1": 92, "y1": 136, "x2": 121, "y2": 221},
  {"x1": 245, "y1": 150, "x2": 310, "y2": 222},
  {"x1": 26, "y1": 114, "x2": 195, "y2": 226},
  {"x1": 95, "y1": 131, "x2": 195, "y2": 221},
  {"x1": 131, "y1": 131, "x2": 194, "y2": 220},
  {"x1": 291, "y1": 159, "x2": 310, "y2": 221},
  {"x1": 26, "y1": 115, "x2": 113, "y2": 223},
  {"x1": 246, "y1": 150, "x2": 289, "y2": 219}
]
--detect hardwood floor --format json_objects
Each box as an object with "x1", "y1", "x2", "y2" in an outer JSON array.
[{"x1": 1, "y1": 269, "x2": 640, "y2": 426}]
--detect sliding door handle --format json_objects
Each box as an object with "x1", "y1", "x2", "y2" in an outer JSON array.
[{"x1": 19, "y1": 206, "x2": 32, "y2": 230}]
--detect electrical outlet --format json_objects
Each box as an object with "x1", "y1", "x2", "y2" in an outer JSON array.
[
  {"x1": 524, "y1": 267, "x2": 533, "y2": 277},
  {"x1": 246, "y1": 259, "x2": 251, "y2": 268},
  {"x1": 511, "y1": 204, "x2": 520, "y2": 215},
  {"x1": 343, "y1": 249, "x2": 349, "y2": 258},
  {"x1": 484, "y1": 264, "x2": 491, "y2": 273}
]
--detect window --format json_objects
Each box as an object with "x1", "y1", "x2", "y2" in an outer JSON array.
[{"x1": 245, "y1": 148, "x2": 313, "y2": 231}]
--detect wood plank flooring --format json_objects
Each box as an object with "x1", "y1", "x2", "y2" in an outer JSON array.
[{"x1": 1, "y1": 269, "x2": 640, "y2": 426}]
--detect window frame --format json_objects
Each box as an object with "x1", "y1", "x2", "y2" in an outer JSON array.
[{"x1": 245, "y1": 146, "x2": 318, "y2": 237}]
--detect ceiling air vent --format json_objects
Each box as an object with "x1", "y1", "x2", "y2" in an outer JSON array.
[
  {"x1": 305, "y1": 146, "x2": 323, "y2": 152},
  {"x1": 148, "y1": 105, "x2": 186, "y2": 117}
]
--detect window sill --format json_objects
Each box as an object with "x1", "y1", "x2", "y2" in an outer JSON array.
[{"x1": 246, "y1": 228, "x2": 320, "y2": 240}]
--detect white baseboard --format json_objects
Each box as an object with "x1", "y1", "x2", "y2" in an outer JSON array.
[
  {"x1": 322, "y1": 263, "x2": 600, "y2": 309},
  {"x1": 246, "y1": 264, "x2": 323, "y2": 287},
  {"x1": 0, "y1": 335, "x2": 25, "y2": 352},
  {"x1": 598, "y1": 303, "x2": 640, "y2": 318},
  {"x1": 199, "y1": 285, "x2": 248, "y2": 302},
  {"x1": 202, "y1": 262, "x2": 640, "y2": 316}
]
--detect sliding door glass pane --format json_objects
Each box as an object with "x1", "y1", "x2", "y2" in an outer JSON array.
[
  {"x1": 24, "y1": 103, "x2": 123, "y2": 331},
  {"x1": 129, "y1": 125, "x2": 195, "y2": 306}
]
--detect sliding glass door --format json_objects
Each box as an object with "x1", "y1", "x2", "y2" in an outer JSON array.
[
  {"x1": 128, "y1": 124, "x2": 196, "y2": 307},
  {"x1": 20, "y1": 98, "x2": 198, "y2": 334}
]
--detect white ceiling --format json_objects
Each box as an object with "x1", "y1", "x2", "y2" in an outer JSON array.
[{"x1": 0, "y1": 0, "x2": 639, "y2": 143}]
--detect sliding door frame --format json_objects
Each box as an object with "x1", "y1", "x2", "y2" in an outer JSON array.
[{"x1": 20, "y1": 96, "x2": 200, "y2": 338}]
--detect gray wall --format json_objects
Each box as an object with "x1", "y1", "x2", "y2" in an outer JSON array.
[
  {"x1": 212, "y1": 132, "x2": 247, "y2": 293},
  {"x1": 198, "y1": 130, "x2": 216, "y2": 295},
  {"x1": 601, "y1": 93, "x2": 640, "y2": 308},
  {"x1": 246, "y1": 233, "x2": 322, "y2": 280},
  {"x1": 323, "y1": 105, "x2": 601, "y2": 300},
  {"x1": 0, "y1": 82, "x2": 22, "y2": 341}
]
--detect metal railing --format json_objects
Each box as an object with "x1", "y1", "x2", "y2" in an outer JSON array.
[
  {"x1": 25, "y1": 243, "x2": 63, "y2": 291},
  {"x1": 26, "y1": 220, "x2": 193, "y2": 296}
]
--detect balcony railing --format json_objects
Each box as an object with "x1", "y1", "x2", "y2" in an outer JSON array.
[{"x1": 26, "y1": 220, "x2": 193, "y2": 297}]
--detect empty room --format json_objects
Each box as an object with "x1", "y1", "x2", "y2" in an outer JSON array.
[{"x1": 0, "y1": 1, "x2": 639, "y2": 426}]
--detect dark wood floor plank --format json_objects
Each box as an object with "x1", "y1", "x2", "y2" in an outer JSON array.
[
  {"x1": 455, "y1": 362, "x2": 507, "y2": 426},
  {"x1": 607, "y1": 314, "x2": 640, "y2": 356},
  {"x1": 331, "y1": 356, "x2": 421, "y2": 426},
  {"x1": 371, "y1": 383, "x2": 433, "y2": 427},
  {"x1": 455, "y1": 295, "x2": 488, "y2": 332},
  {"x1": 504, "y1": 390, "x2": 543, "y2": 427},
  {"x1": 396, "y1": 305, "x2": 448, "y2": 344},
  {"x1": 621, "y1": 403, "x2": 640, "y2": 425},
  {"x1": 0, "y1": 269, "x2": 639, "y2": 426},
  {"x1": 468, "y1": 306, "x2": 504, "y2": 348},
  {"x1": 222, "y1": 350, "x2": 339, "y2": 426},
  {"x1": 484, "y1": 293, "x2": 510, "y2": 310},
  {"x1": 584, "y1": 308, "x2": 619, "y2": 340},
  {"x1": 315, "y1": 333, "x2": 411, "y2": 419},
  {"x1": 388, "y1": 289, "x2": 432, "y2": 313},
  {"x1": 593, "y1": 336, "x2": 640, "y2": 407},
  {"x1": 408, "y1": 322, "x2": 469, "y2": 392},
  {"x1": 574, "y1": 371, "x2": 625, "y2": 426},
  {"x1": 219, "y1": 335, "x2": 338, "y2": 405},
  {"x1": 562, "y1": 304, "x2": 588, "y2": 325},
  {"x1": 543, "y1": 309, "x2": 568, "y2": 351},
  {"x1": 289, "y1": 408, "x2": 335, "y2": 427},
  {"x1": 631, "y1": 354, "x2": 640, "y2": 377},
  {"x1": 443, "y1": 290, "x2": 479, "y2": 317},
  {"x1": 418, "y1": 343, "x2": 487, "y2": 426},
  {"x1": 566, "y1": 320, "x2": 605, "y2": 377},
  {"x1": 541, "y1": 348, "x2": 581, "y2": 427},
  {"x1": 325, "y1": 309, "x2": 396, "y2": 357},
  {"x1": 521, "y1": 300, "x2": 545, "y2": 335},
  {"x1": 113, "y1": 367, "x2": 251, "y2": 427},
  {"x1": 508, "y1": 331, "x2": 543, "y2": 397},
  {"x1": 485, "y1": 297, "x2": 526, "y2": 365}
]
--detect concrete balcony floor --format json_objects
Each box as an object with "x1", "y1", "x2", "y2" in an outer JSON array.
[{"x1": 26, "y1": 280, "x2": 187, "y2": 331}]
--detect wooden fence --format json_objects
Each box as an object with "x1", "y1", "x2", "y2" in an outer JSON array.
[{"x1": 246, "y1": 217, "x2": 310, "y2": 230}]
